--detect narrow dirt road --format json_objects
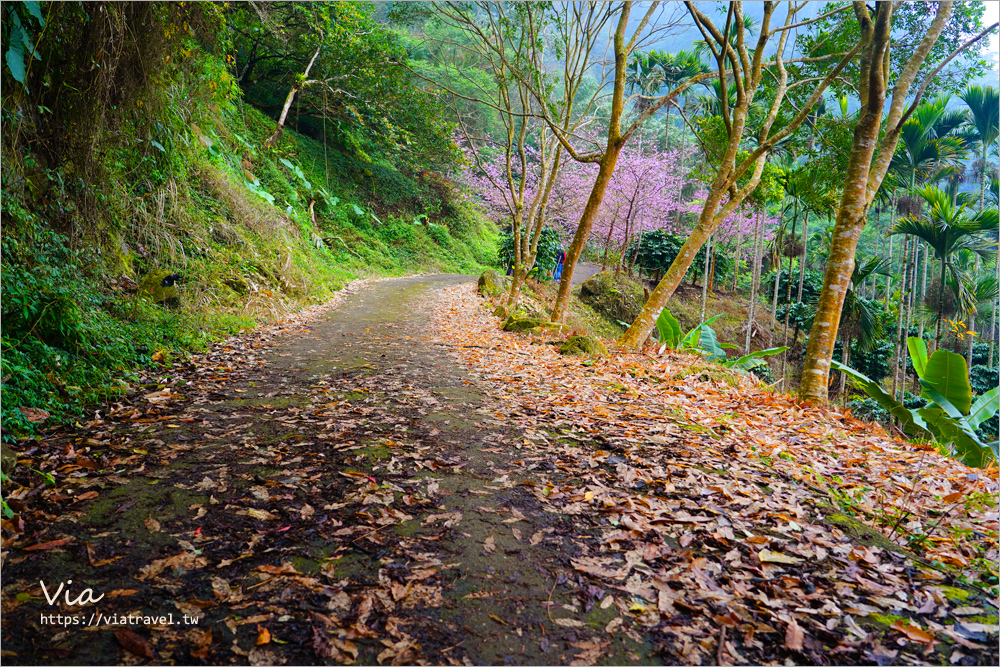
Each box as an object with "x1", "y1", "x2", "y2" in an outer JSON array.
[
  {"x1": 570, "y1": 263, "x2": 602, "y2": 285},
  {"x1": 2, "y1": 275, "x2": 646, "y2": 666}
]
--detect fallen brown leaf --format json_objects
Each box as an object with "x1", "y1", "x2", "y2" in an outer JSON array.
[
  {"x1": 115, "y1": 629, "x2": 154, "y2": 659},
  {"x1": 23, "y1": 537, "x2": 73, "y2": 551}
]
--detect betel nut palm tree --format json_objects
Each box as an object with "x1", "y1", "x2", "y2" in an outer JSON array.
[{"x1": 889, "y1": 186, "x2": 998, "y2": 354}]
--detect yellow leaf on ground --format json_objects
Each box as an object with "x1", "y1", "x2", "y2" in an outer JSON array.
[{"x1": 759, "y1": 549, "x2": 802, "y2": 565}]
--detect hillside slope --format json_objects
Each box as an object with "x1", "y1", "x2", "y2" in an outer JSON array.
[{"x1": 2, "y1": 94, "x2": 496, "y2": 439}]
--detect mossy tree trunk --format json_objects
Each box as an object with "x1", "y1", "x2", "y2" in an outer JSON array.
[{"x1": 800, "y1": 2, "x2": 970, "y2": 402}]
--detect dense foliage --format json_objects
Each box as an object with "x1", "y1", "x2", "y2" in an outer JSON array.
[
  {"x1": 631, "y1": 230, "x2": 732, "y2": 284},
  {"x1": 498, "y1": 227, "x2": 562, "y2": 278}
]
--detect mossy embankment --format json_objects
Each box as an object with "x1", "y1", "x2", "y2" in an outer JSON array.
[{"x1": 2, "y1": 77, "x2": 497, "y2": 439}]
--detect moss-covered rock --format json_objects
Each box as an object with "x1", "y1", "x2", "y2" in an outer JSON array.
[
  {"x1": 579, "y1": 271, "x2": 646, "y2": 325},
  {"x1": 493, "y1": 304, "x2": 511, "y2": 319},
  {"x1": 559, "y1": 335, "x2": 608, "y2": 356},
  {"x1": 501, "y1": 315, "x2": 569, "y2": 336},
  {"x1": 477, "y1": 269, "x2": 506, "y2": 297},
  {"x1": 139, "y1": 269, "x2": 181, "y2": 307},
  {"x1": 503, "y1": 316, "x2": 547, "y2": 333}
]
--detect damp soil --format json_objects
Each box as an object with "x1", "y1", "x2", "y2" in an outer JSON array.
[{"x1": 2, "y1": 275, "x2": 653, "y2": 665}]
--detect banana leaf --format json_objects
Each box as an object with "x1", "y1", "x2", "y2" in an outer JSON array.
[
  {"x1": 695, "y1": 325, "x2": 728, "y2": 362},
  {"x1": 728, "y1": 346, "x2": 789, "y2": 370},
  {"x1": 655, "y1": 308, "x2": 682, "y2": 349},
  {"x1": 968, "y1": 387, "x2": 1000, "y2": 431},
  {"x1": 921, "y1": 350, "x2": 971, "y2": 414},
  {"x1": 906, "y1": 337, "x2": 928, "y2": 379}
]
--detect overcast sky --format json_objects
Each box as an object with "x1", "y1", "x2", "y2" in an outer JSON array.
[{"x1": 984, "y1": 1, "x2": 1000, "y2": 83}]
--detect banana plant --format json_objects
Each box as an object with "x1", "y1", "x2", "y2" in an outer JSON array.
[
  {"x1": 655, "y1": 309, "x2": 787, "y2": 373},
  {"x1": 832, "y1": 336, "x2": 999, "y2": 468}
]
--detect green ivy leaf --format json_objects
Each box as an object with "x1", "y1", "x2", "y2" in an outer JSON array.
[
  {"x1": 23, "y1": 1, "x2": 45, "y2": 26},
  {"x1": 6, "y1": 41, "x2": 26, "y2": 83}
]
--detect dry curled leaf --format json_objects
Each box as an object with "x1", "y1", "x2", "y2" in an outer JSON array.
[
  {"x1": 23, "y1": 537, "x2": 73, "y2": 551},
  {"x1": 190, "y1": 628, "x2": 212, "y2": 660},
  {"x1": 115, "y1": 629, "x2": 154, "y2": 659}
]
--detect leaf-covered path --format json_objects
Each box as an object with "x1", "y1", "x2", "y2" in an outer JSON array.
[{"x1": 2, "y1": 276, "x2": 997, "y2": 666}]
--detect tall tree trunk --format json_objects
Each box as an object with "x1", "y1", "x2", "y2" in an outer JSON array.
[
  {"x1": 989, "y1": 296, "x2": 996, "y2": 367},
  {"x1": 551, "y1": 148, "x2": 623, "y2": 323},
  {"x1": 966, "y1": 255, "x2": 980, "y2": 371},
  {"x1": 507, "y1": 265, "x2": 530, "y2": 309},
  {"x1": 781, "y1": 209, "x2": 801, "y2": 380},
  {"x1": 506, "y1": 144, "x2": 563, "y2": 309},
  {"x1": 903, "y1": 240, "x2": 918, "y2": 392},
  {"x1": 800, "y1": 1, "x2": 958, "y2": 402},
  {"x1": 892, "y1": 236, "x2": 911, "y2": 401},
  {"x1": 977, "y1": 142, "x2": 989, "y2": 365},
  {"x1": 917, "y1": 242, "x2": 929, "y2": 340},
  {"x1": 733, "y1": 227, "x2": 744, "y2": 292},
  {"x1": 797, "y1": 211, "x2": 809, "y2": 303},
  {"x1": 800, "y1": 113, "x2": 885, "y2": 398},
  {"x1": 663, "y1": 103, "x2": 671, "y2": 152},
  {"x1": 745, "y1": 210, "x2": 764, "y2": 355},
  {"x1": 885, "y1": 235, "x2": 893, "y2": 306},
  {"x1": 621, "y1": 151, "x2": 768, "y2": 348},
  {"x1": 709, "y1": 241, "x2": 717, "y2": 291},
  {"x1": 601, "y1": 215, "x2": 617, "y2": 270},
  {"x1": 884, "y1": 190, "x2": 898, "y2": 307},
  {"x1": 934, "y1": 254, "x2": 948, "y2": 350},
  {"x1": 674, "y1": 103, "x2": 688, "y2": 230},
  {"x1": 839, "y1": 341, "x2": 850, "y2": 399},
  {"x1": 550, "y1": 6, "x2": 634, "y2": 323},
  {"x1": 265, "y1": 45, "x2": 322, "y2": 149},
  {"x1": 770, "y1": 253, "x2": 782, "y2": 322},
  {"x1": 793, "y1": 206, "x2": 808, "y2": 352},
  {"x1": 700, "y1": 234, "x2": 712, "y2": 323}
]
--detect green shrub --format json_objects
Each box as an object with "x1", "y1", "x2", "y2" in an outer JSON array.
[
  {"x1": 762, "y1": 267, "x2": 825, "y2": 305},
  {"x1": 378, "y1": 219, "x2": 417, "y2": 246},
  {"x1": 630, "y1": 229, "x2": 732, "y2": 283},
  {"x1": 498, "y1": 226, "x2": 561, "y2": 276},
  {"x1": 427, "y1": 223, "x2": 450, "y2": 246}
]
